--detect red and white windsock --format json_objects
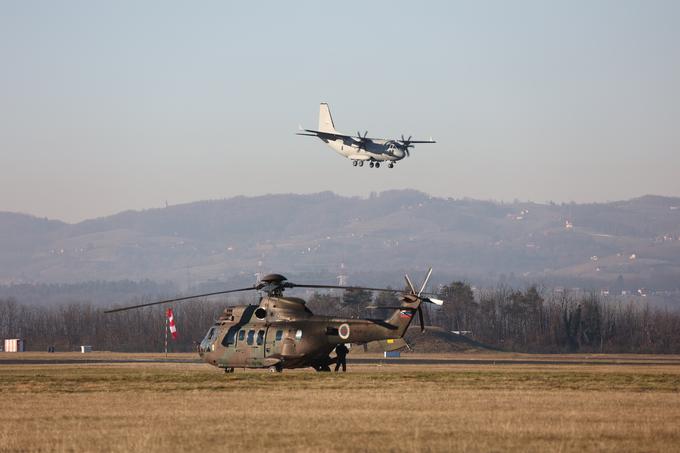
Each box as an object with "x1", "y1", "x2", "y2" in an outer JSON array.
[{"x1": 167, "y1": 308, "x2": 178, "y2": 340}]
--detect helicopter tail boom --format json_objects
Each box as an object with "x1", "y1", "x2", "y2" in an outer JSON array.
[{"x1": 383, "y1": 297, "x2": 423, "y2": 337}]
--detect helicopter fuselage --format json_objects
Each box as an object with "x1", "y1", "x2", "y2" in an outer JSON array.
[{"x1": 198, "y1": 295, "x2": 413, "y2": 371}]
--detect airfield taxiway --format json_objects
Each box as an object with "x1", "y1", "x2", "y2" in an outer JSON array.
[{"x1": 2, "y1": 351, "x2": 680, "y2": 367}]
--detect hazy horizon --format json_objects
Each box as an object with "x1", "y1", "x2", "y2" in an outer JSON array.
[{"x1": 2, "y1": 1, "x2": 679, "y2": 222}]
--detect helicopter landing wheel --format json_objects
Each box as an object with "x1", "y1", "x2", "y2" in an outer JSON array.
[
  {"x1": 352, "y1": 160, "x2": 358, "y2": 167},
  {"x1": 269, "y1": 364, "x2": 283, "y2": 373},
  {"x1": 223, "y1": 367, "x2": 234, "y2": 374},
  {"x1": 388, "y1": 162, "x2": 394, "y2": 168},
  {"x1": 375, "y1": 162, "x2": 380, "y2": 168},
  {"x1": 369, "y1": 162, "x2": 374, "y2": 168},
  {"x1": 359, "y1": 161, "x2": 364, "y2": 167}
]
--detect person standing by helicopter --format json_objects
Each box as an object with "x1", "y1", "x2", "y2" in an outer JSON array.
[{"x1": 334, "y1": 343, "x2": 349, "y2": 372}]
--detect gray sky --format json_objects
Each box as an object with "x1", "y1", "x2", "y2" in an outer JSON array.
[{"x1": 1, "y1": 1, "x2": 679, "y2": 222}]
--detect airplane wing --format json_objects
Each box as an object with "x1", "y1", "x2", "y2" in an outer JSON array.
[
  {"x1": 398, "y1": 135, "x2": 437, "y2": 145},
  {"x1": 298, "y1": 128, "x2": 436, "y2": 145},
  {"x1": 402, "y1": 139, "x2": 437, "y2": 144},
  {"x1": 296, "y1": 128, "x2": 381, "y2": 142}
]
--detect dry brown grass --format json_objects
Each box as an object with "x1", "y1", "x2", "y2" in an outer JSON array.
[{"x1": 1, "y1": 355, "x2": 680, "y2": 452}]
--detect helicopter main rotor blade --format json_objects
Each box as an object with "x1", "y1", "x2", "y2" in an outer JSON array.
[
  {"x1": 104, "y1": 287, "x2": 255, "y2": 313},
  {"x1": 418, "y1": 305, "x2": 425, "y2": 332},
  {"x1": 288, "y1": 283, "x2": 440, "y2": 304},
  {"x1": 289, "y1": 283, "x2": 410, "y2": 295}
]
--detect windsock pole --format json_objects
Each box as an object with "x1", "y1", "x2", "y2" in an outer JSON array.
[
  {"x1": 165, "y1": 308, "x2": 177, "y2": 359},
  {"x1": 165, "y1": 315, "x2": 168, "y2": 359}
]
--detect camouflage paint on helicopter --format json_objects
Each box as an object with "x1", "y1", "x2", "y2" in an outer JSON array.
[{"x1": 106, "y1": 270, "x2": 442, "y2": 372}]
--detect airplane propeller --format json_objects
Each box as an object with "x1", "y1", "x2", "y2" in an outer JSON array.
[
  {"x1": 399, "y1": 135, "x2": 414, "y2": 157},
  {"x1": 355, "y1": 131, "x2": 369, "y2": 149}
]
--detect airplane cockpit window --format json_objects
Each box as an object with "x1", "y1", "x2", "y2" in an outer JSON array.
[
  {"x1": 247, "y1": 330, "x2": 255, "y2": 346},
  {"x1": 256, "y1": 330, "x2": 265, "y2": 345}
]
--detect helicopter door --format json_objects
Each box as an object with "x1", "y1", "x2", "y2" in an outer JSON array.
[
  {"x1": 242, "y1": 327, "x2": 266, "y2": 366},
  {"x1": 265, "y1": 327, "x2": 283, "y2": 356},
  {"x1": 230, "y1": 329, "x2": 250, "y2": 366}
]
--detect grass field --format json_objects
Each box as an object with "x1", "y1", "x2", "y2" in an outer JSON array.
[{"x1": 2, "y1": 353, "x2": 680, "y2": 452}]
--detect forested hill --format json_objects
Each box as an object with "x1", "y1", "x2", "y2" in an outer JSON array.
[{"x1": 2, "y1": 190, "x2": 680, "y2": 294}]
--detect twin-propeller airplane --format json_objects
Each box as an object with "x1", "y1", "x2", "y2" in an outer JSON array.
[{"x1": 297, "y1": 103, "x2": 436, "y2": 168}]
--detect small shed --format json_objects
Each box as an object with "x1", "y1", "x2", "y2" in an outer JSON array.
[{"x1": 4, "y1": 339, "x2": 25, "y2": 352}]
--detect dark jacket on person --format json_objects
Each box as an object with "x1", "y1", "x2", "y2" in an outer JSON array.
[{"x1": 335, "y1": 343, "x2": 349, "y2": 358}]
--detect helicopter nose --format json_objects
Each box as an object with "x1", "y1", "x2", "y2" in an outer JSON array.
[{"x1": 393, "y1": 148, "x2": 405, "y2": 158}]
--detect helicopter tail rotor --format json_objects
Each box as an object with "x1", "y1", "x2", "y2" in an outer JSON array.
[
  {"x1": 402, "y1": 268, "x2": 441, "y2": 332},
  {"x1": 384, "y1": 268, "x2": 441, "y2": 334}
]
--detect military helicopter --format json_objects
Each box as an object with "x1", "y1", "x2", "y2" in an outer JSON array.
[{"x1": 105, "y1": 269, "x2": 442, "y2": 372}]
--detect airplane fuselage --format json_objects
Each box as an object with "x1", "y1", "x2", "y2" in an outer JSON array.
[{"x1": 321, "y1": 136, "x2": 406, "y2": 163}]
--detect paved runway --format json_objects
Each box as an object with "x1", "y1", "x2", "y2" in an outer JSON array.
[{"x1": 3, "y1": 356, "x2": 680, "y2": 366}]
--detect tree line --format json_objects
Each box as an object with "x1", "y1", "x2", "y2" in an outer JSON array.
[
  {"x1": 305, "y1": 285, "x2": 680, "y2": 353},
  {"x1": 1, "y1": 283, "x2": 680, "y2": 353}
]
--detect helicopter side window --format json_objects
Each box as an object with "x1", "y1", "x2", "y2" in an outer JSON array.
[
  {"x1": 275, "y1": 330, "x2": 283, "y2": 341},
  {"x1": 221, "y1": 326, "x2": 238, "y2": 347},
  {"x1": 247, "y1": 330, "x2": 255, "y2": 346},
  {"x1": 256, "y1": 330, "x2": 265, "y2": 345},
  {"x1": 238, "y1": 330, "x2": 245, "y2": 342},
  {"x1": 295, "y1": 329, "x2": 303, "y2": 341}
]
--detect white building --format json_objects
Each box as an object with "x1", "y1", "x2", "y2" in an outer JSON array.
[{"x1": 4, "y1": 339, "x2": 25, "y2": 352}]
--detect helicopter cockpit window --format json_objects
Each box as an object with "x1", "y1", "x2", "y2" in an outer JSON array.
[
  {"x1": 247, "y1": 330, "x2": 255, "y2": 346},
  {"x1": 200, "y1": 327, "x2": 217, "y2": 352},
  {"x1": 275, "y1": 330, "x2": 283, "y2": 341},
  {"x1": 256, "y1": 330, "x2": 265, "y2": 345},
  {"x1": 295, "y1": 329, "x2": 303, "y2": 341}
]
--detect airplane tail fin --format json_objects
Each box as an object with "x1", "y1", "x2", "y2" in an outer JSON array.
[{"x1": 318, "y1": 103, "x2": 337, "y2": 133}]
